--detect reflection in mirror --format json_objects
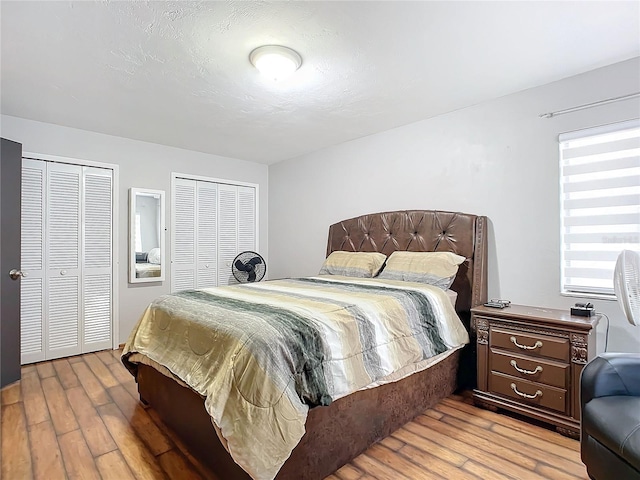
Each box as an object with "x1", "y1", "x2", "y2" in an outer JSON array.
[{"x1": 129, "y1": 188, "x2": 165, "y2": 283}]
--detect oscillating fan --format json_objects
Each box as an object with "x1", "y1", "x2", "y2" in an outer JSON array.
[
  {"x1": 613, "y1": 249, "x2": 640, "y2": 326},
  {"x1": 232, "y1": 251, "x2": 266, "y2": 283}
]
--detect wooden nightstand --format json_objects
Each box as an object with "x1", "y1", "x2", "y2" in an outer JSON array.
[{"x1": 472, "y1": 304, "x2": 600, "y2": 437}]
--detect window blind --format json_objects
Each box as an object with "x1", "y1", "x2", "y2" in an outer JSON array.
[{"x1": 560, "y1": 119, "x2": 640, "y2": 296}]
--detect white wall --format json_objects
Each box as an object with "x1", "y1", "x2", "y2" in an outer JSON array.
[
  {"x1": 1, "y1": 115, "x2": 269, "y2": 343},
  {"x1": 269, "y1": 57, "x2": 640, "y2": 353}
]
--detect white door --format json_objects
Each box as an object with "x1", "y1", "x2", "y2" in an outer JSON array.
[
  {"x1": 217, "y1": 184, "x2": 238, "y2": 286},
  {"x1": 20, "y1": 159, "x2": 114, "y2": 364},
  {"x1": 238, "y1": 185, "x2": 256, "y2": 254},
  {"x1": 171, "y1": 178, "x2": 197, "y2": 292},
  {"x1": 196, "y1": 181, "x2": 217, "y2": 289},
  {"x1": 46, "y1": 163, "x2": 82, "y2": 359},
  {"x1": 20, "y1": 159, "x2": 46, "y2": 363},
  {"x1": 171, "y1": 179, "x2": 219, "y2": 291},
  {"x1": 82, "y1": 167, "x2": 113, "y2": 352},
  {"x1": 171, "y1": 176, "x2": 258, "y2": 291}
]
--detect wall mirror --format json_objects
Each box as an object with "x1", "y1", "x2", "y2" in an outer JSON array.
[{"x1": 129, "y1": 188, "x2": 165, "y2": 283}]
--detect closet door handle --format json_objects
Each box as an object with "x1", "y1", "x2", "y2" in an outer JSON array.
[{"x1": 60, "y1": 270, "x2": 67, "y2": 276}]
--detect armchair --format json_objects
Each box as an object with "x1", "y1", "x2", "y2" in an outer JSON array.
[{"x1": 581, "y1": 353, "x2": 640, "y2": 480}]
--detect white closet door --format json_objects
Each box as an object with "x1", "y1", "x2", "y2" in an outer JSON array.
[
  {"x1": 172, "y1": 178, "x2": 196, "y2": 292},
  {"x1": 238, "y1": 186, "x2": 256, "y2": 253},
  {"x1": 20, "y1": 159, "x2": 46, "y2": 363},
  {"x1": 196, "y1": 181, "x2": 217, "y2": 289},
  {"x1": 47, "y1": 163, "x2": 82, "y2": 359},
  {"x1": 82, "y1": 167, "x2": 112, "y2": 352},
  {"x1": 218, "y1": 184, "x2": 238, "y2": 286},
  {"x1": 173, "y1": 177, "x2": 257, "y2": 290}
]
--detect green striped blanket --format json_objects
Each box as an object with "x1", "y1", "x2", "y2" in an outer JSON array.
[{"x1": 122, "y1": 275, "x2": 469, "y2": 480}]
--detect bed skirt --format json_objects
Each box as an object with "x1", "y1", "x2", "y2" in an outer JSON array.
[{"x1": 136, "y1": 349, "x2": 461, "y2": 480}]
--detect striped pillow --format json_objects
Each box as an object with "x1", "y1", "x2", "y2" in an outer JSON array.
[
  {"x1": 319, "y1": 251, "x2": 387, "y2": 278},
  {"x1": 377, "y1": 251, "x2": 466, "y2": 289}
]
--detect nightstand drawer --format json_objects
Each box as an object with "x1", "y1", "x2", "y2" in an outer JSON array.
[
  {"x1": 489, "y1": 372, "x2": 567, "y2": 414},
  {"x1": 490, "y1": 349, "x2": 568, "y2": 389},
  {"x1": 491, "y1": 327, "x2": 569, "y2": 362}
]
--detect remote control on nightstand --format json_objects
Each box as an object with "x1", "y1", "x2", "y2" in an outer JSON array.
[
  {"x1": 484, "y1": 301, "x2": 506, "y2": 308},
  {"x1": 484, "y1": 299, "x2": 511, "y2": 308}
]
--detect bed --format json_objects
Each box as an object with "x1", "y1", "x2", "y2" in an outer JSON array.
[
  {"x1": 134, "y1": 248, "x2": 162, "y2": 278},
  {"x1": 123, "y1": 209, "x2": 488, "y2": 480},
  {"x1": 134, "y1": 262, "x2": 162, "y2": 278}
]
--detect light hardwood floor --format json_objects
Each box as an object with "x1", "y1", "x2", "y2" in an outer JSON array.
[{"x1": 1, "y1": 349, "x2": 588, "y2": 480}]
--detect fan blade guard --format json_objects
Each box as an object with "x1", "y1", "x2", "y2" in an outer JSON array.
[{"x1": 232, "y1": 251, "x2": 266, "y2": 283}]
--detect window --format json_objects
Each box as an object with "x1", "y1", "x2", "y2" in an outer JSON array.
[{"x1": 560, "y1": 119, "x2": 640, "y2": 297}]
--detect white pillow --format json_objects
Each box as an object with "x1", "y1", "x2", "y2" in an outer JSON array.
[{"x1": 147, "y1": 247, "x2": 161, "y2": 265}]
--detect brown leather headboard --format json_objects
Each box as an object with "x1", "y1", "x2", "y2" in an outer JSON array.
[{"x1": 326, "y1": 210, "x2": 488, "y2": 323}]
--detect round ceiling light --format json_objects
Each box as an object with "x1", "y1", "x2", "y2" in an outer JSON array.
[{"x1": 249, "y1": 45, "x2": 302, "y2": 81}]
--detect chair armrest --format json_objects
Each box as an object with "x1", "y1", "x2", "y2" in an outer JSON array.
[{"x1": 581, "y1": 353, "x2": 640, "y2": 407}]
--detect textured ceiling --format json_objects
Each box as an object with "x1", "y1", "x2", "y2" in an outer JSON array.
[{"x1": 1, "y1": 1, "x2": 639, "y2": 164}]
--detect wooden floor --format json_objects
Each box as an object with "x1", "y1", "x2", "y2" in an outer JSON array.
[{"x1": 1, "y1": 349, "x2": 589, "y2": 480}]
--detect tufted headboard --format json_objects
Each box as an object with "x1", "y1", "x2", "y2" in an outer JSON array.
[{"x1": 326, "y1": 210, "x2": 488, "y2": 328}]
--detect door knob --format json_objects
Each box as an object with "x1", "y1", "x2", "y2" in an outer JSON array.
[{"x1": 9, "y1": 269, "x2": 24, "y2": 280}]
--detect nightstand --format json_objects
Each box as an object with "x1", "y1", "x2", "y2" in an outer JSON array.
[{"x1": 472, "y1": 304, "x2": 600, "y2": 437}]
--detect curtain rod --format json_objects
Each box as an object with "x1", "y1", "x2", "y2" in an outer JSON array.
[{"x1": 539, "y1": 92, "x2": 640, "y2": 119}]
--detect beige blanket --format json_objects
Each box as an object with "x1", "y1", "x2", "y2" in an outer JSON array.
[{"x1": 122, "y1": 275, "x2": 469, "y2": 480}]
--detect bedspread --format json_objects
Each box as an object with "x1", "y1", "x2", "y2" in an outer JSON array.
[{"x1": 122, "y1": 275, "x2": 469, "y2": 480}]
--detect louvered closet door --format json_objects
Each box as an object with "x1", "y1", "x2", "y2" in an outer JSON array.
[
  {"x1": 20, "y1": 160, "x2": 114, "y2": 364},
  {"x1": 82, "y1": 167, "x2": 112, "y2": 352},
  {"x1": 238, "y1": 186, "x2": 256, "y2": 253},
  {"x1": 218, "y1": 184, "x2": 238, "y2": 286},
  {"x1": 47, "y1": 163, "x2": 82, "y2": 359},
  {"x1": 196, "y1": 181, "x2": 217, "y2": 289},
  {"x1": 173, "y1": 178, "x2": 257, "y2": 290},
  {"x1": 172, "y1": 178, "x2": 197, "y2": 292},
  {"x1": 20, "y1": 159, "x2": 46, "y2": 363}
]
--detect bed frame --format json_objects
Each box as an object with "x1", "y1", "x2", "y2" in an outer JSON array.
[{"x1": 135, "y1": 210, "x2": 488, "y2": 480}]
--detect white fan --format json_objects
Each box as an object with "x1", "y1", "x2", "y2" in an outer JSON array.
[{"x1": 613, "y1": 249, "x2": 640, "y2": 326}]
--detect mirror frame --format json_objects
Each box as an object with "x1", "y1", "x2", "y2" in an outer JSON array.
[{"x1": 129, "y1": 188, "x2": 166, "y2": 284}]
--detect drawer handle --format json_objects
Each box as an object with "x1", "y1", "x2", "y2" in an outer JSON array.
[
  {"x1": 510, "y1": 360, "x2": 543, "y2": 375},
  {"x1": 510, "y1": 336, "x2": 543, "y2": 351},
  {"x1": 510, "y1": 383, "x2": 543, "y2": 400}
]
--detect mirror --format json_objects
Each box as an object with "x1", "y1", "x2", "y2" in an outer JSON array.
[{"x1": 129, "y1": 188, "x2": 165, "y2": 283}]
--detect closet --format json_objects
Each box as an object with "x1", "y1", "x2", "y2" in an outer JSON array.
[
  {"x1": 20, "y1": 158, "x2": 114, "y2": 364},
  {"x1": 171, "y1": 177, "x2": 257, "y2": 292}
]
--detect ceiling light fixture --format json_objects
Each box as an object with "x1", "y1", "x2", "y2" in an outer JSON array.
[{"x1": 249, "y1": 45, "x2": 302, "y2": 81}]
